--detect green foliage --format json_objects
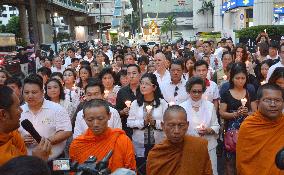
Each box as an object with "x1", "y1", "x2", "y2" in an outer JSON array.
[
  {"x1": 57, "y1": 32, "x2": 70, "y2": 42},
  {"x1": 160, "y1": 15, "x2": 177, "y2": 40},
  {"x1": 123, "y1": 12, "x2": 139, "y2": 32},
  {"x1": 0, "y1": 25, "x2": 6, "y2": 33},
  {"x1": 237, "y1": 25, "x2": 284, "y2": 39},
  {"x1": 197, "y1": 0, "x2": 214, "y2": 15},
  {"x1": 5, "y1": 16, "x2": 20, "y2": 37},
  {"x1": 130, "y1": 0, "x2": 138, "y2": 12},
  {"x1": 16, "y1": 38, "x2": 27, "y2": 47}
]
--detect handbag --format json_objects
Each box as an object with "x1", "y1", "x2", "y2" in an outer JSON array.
[
  {"x1": 224, "y1": 90, "x2": 251, "y2": 152},
  {"x1": 224, "y1": 129, "x2": 238, "y2": 152}
]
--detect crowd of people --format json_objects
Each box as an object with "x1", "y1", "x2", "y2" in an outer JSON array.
[{"x1": 0, "y1": 34, "x2": 283, "y2": 175}]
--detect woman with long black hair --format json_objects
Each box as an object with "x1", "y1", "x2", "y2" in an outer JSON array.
[{"x1": 127, "y1": 73, "x2": 168, "y2": 175}]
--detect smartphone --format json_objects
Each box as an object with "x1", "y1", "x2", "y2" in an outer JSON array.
[{"x1": 53, "y1": 159, "x2": 71, "y2": 171}]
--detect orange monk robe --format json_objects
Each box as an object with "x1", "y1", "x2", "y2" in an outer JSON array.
[
  {"x1": 69, "y1": 128, "x2": 136, "y2": 173},
  {"x1": 147, "y1": 135, "x2": 213, "y2": 175},
  {"x1": 236, "y1": 111, "x2": 284, "y2": 175},
  {"x1": 0, "y1": 130, "x2": 27, "y2": 165}
]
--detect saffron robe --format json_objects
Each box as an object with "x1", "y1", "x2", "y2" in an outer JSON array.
[
  {"x1": 0, "y1": 130, "x2": 27, "y2": 165},
  {"x1": 69, "y1": 128, "x2": 136, "y2": 173},
  {"x1": 236, "y1": 111, "x2": 284, "y2": 175},
  {"x1": 147, "y1": 135, "x2": 213, "y2": 175}
]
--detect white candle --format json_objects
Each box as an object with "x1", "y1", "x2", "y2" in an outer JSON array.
[
  {"x1": 264, "y1": 29, "x2": 267, "y2": 33},
  {"x1": 241, "y1": 98, "x2": 247, "y2": 106},
  {"x1": 245, "y1": 60, "x2": 250, "y2": 67},
  {"x1": 102, "y1": 62, "x2": 105, "y2": 67},
  {"x1": 146, "y1": 105, "x2": 153, "y2": 113},
  {"x1": 169, "y1": 101, "x2": 175, "y2": 106},
  {"x1": 125, "y1": 100, "x2": 132, "y2": 108},
  {"x1": 104, "y1": 90, "x2": 109, "y2": 98},
  {"x1": 196, "y1": 123, "x2": 205, "y2": 130},
  {"x1": 261, "y1": 81, "x2": 266, "y2": 85},
  {"x1": 223, "y1": 75, "x2": 227, "y2": 80}
]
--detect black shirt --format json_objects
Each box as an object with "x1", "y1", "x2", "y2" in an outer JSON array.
[{"x1": 116, "y1": 85, "x2": 137, "y2": 138}]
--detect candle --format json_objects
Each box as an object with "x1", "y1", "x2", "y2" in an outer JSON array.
[
  {"x1": 245, "y1": 60, "x2": 250, "y2": 67},
  {"x1": 72, "y1": 84, "x2": 77, "y2": 90},
  {"x1": 146, "y1": 105, "x2": 152, "y2": 113},
  {"x1": 223, "y1": 75, "x2": 227, "y2": 81},
  {"x1": 104, "y1": 90, "x2": 109, "y2": 98},
  {"x1": 169, "y1": 101, "x2": 175, "y2": 106},
  {"x1": 196, "y1": 123, "x2": 205, "y2": 130},
  {"x1": 125, "y1": 100, "x2": 132, "y2": 108},
  {"x1": 241, "y1": 98, "x2": 247, "y2": 106},
  {"x1": 260, "y1": 81, "x2": 266, "y2": 85},
  {"x1": 102, "y1": 62, "x2": 105, "y2": 67},
  {"x1": 264, "y1": 29, "x2": 267, "y2": 33}
]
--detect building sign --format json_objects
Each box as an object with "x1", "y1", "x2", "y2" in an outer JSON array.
[
  {"x1": 274, "y1": 8, "x2": 284, "y2": 14},
  {"x1": 221, "y1": 0, "x2": 254, "y2": 14}
]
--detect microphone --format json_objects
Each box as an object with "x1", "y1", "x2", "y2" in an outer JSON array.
[
  {"x1": 21, "y1": 119, "x2": 42, "y2": 143},
  {"x1": 276, "y1": 147, "x2": 284, "y2": 170},
  {"x1": 97, "y1": 150, "x2": 113, "y2": 171}
]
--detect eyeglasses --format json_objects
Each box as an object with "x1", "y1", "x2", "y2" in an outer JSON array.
[
  {"x1": 262, "y1": 98, "x2": 283, "y2": 105},
  {"x1": 174, "y1": 86, "x2": 179, "y2": 97},
  {"x1": 190, "y1": 90, "x2": 203, "y2": 94}
]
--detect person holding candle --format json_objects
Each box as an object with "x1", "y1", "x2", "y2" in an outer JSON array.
[
  {"x1": 116, "y1": 64, "x2": 141, "y2": 138},
  {"x1": 266, "y1": 43, "x2": 284, "y2": 82},
  {"x1": 99, "y1": 68, "x2": 120, "y2": 106},
  {"x1": 236, "y1": 84, "x2": 284, "y2": 175},
  {"x1": 127, "y1": 73, "x2": 167, "y2": 175},
  {"x1": 233, "y1": 44, "x2": 248, "y2": 63},
  {"x1": 219, "y1": 63, "x2": 257, "y2": 175},
  {"x1": 258, "y1": 60, "x2": 273, "y2": 85},
  {"x1": 180, "y1": 76, "x2": 220, "y2": 175}
]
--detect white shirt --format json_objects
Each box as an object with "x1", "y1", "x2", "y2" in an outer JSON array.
[
  {"x1": 203, "y1": 80, "x2": 220, "y2": 102},
  {"x1": 127, "y1": 99, "x2": 168, "y2": 157},
  {"x1": 266, "y1": 61, "x2": 284, "y2": 82},
  {"x1": 153, "y1": 70, "x2": 171, "y2": 87},
  {"x1": 180, "y1": 99, "x2": 220, "y2": 150},
  {"x1": 160, "y1": 78, "x2": 188, "y2": 105},
  {"x1": 64, "y1": 56, "x2": 72, "y2": 67},
  {"x1": 19, "y1": 100, "x2": 72, "y2": 160},
  {"x1": 51, "y1": 66, "x2": 65, "y2": 74},
  {"x1": 73, "y1": 106, "x2": 122, "y2": 138},
  {"x1": 83, "y1": 56, "x2": 94, "y2": 63}
]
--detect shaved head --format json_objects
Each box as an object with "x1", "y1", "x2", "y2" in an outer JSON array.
[
  {"x1": 163, "y1": 105, "x2": 187, "y2": 121},
  {"x1": 162, "y1": 105, "x2": 189, "y2": 143}
]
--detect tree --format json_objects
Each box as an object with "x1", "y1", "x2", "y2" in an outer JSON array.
[
  {"x1": 162, "y1": 15, "x2": 176, "y2": 41},
  {"x1": 161, "y1": 21, "x2": 169, "y2": 40},
  {"x1": 197, "y1": 0, "x2": 214, "y2": 28},
  {"x1": 6, "y1": 16, "x2": 20, "y2": 37}
]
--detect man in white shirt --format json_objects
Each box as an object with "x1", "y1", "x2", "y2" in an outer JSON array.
[
  {"x1": 51, "y1": 56, "x2": 65, "y2": 74},
  {"x1": 64, "y1": 48, "x2": 77, "y2": 67},
  {"x1": 103, "y1": 44, "x2": 113, "y2": 61},
  {"x1": 203, "y1": 41, "x2": 222, "y2": 71},
  {"x1": 160, "y1": 59, "x2": 188, "y2": 105},
  {"x1": 266, "y1": 43, "x2": 284, "y2": 81},
  {"x1": 153, "y1": 52, "x2": 171, "y2": 86},
  {"x1": 19, "y1": 74, "x2": 72, "y2": 161},
  {"x1": 194, "y1": 60, "x2": 220, "y2": 110},
  {"x1": 73, "y1": 80, "x2": 122, "y2": 138}
]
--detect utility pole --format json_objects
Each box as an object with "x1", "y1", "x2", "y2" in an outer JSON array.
[
  {"x1": 99, "y1": 0, "x2": 103, "y2": 42},
  {"x1": 51, "y1": 13, "x2": 57, "y2": 54},
  {"x1": 139, "y1": 0, "x2": 143, "y2": 33}
]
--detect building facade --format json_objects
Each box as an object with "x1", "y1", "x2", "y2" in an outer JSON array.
[{"x1": 0, "y1": 5, "x2": 19, "y2": 25}]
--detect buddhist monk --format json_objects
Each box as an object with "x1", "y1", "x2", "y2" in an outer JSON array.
[
  {"x1": 237, "y1": 84, "x2": 284, "y2": 175},
  {"x1": 147, "y1": 105, "x2": 213, "y2": 175},
  {"x1": 69, "y1": 99, "x2": 136, "y2": 173},
  {"x1": 0, "y1": 85, "x2": 51, "y2": 165}
]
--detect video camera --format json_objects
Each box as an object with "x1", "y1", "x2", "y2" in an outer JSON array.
[
  {"x1": 276, "y1": 147, "x2": 284, "y2": 170},
  {"x1": 53, "y1": 150, "x2": 113, "y2": 175}
]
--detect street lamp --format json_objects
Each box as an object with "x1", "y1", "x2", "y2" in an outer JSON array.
[{"x1": 51, "y1": 12, "x2": 58, "y2": 54}]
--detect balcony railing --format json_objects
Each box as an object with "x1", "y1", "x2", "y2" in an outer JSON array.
[{"x1": 50, "y1": 0, "x2": 88, "y2": 13}]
